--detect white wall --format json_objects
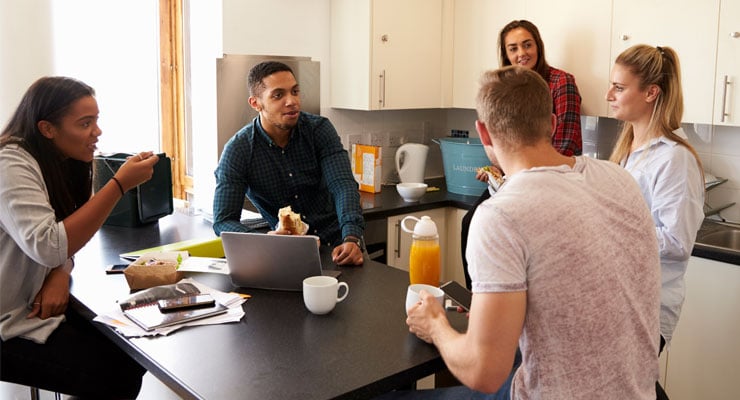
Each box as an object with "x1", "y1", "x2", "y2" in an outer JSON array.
[{"x1": 0, "y1": 0, "x2": 54, "y2": 124}]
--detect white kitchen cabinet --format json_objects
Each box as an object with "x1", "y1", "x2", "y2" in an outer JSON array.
[
  {"x1": 330, "y1": 0, "x2": 452, "y2": 110},
  {"x1": 386, "y1": 208, "x2": 447, "y2": 273},
  {"x1": 663, "y1": 256, "x2": 740, "y2": 399},
  {"x1": 713, "y1": 0, "x2": 740, "y2": 126},
  {"x1": 444, "y1": 207, "x2": 467, "y2": 286},
  {"x1": 610, "y1": 0, "x2": 720, "y2": 124},
  {"x1": 451, "y1": 0, "x2": 523, "y2": 109},
  {"x1": 526, "y1": 0, "x2": 612, "y2": 117}
]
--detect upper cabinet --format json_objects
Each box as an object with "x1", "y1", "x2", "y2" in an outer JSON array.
[
  {"x1": 527, "y1": 0, "x2": 612, "y2": 117},
  {"x1": 610, "y1": 0, "x2": 720, "y2": 124},
  {"x1": 451, "y1": 0, "x2": 522, "y2": 109},
  {"x1": 330, "y1": 0, "x2": 452, "y2": 110},
  {"x1": 714, "y1": 1, "x2": 740, "y2": 126}
]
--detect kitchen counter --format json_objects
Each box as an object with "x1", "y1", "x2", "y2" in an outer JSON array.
[
  {"x1": 361, "y1": 178, "x2": 739, "y2": 267},
  {"x1": 693, "y1": 220, "x2": 740, "y2": 265},
  {"x1": 360, "y1": 178, "x2": 480, "y2": 220}
]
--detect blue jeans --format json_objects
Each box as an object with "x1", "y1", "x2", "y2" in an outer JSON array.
[{"x1": 375, "y1": 349, "x2": 521, "y2": 400}]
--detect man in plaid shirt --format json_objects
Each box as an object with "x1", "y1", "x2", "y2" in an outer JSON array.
[{"x1": 213, "y1": 61, "x2": 364, "y2": 266}]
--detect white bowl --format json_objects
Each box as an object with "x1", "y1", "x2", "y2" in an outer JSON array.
[{"x1": 396, "y1": 183, "x2": 428, "y2": 202}]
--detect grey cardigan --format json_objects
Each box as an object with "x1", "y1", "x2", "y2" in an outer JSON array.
[{"x1": 0, "y1": 144, "x2": 68, "y2": 343}]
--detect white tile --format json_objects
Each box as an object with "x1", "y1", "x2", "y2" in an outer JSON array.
[
  {"x1": 708, "y1": 154, "x2": 740, "y2": 190},
  {"x1": 697, "y1": 151, "x2": 713, "y2": 173},
  {"x1": 706, "y1": 187, "x2": 740, "y2": 223},
  {"x1": 710, "y1": 125, "x2": 740, "y2": 157},
  {"x1": 683, "y1": 123, "x2": 713, "y2": 153}
]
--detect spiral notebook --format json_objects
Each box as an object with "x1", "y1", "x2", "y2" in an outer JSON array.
[{"x1": 119, "y1": 282, "x2": 228, "y2": 331}]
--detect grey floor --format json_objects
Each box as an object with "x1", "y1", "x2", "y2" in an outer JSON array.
[{"x1": 0, "y1": 372, "x2": 181, "y2": 399}]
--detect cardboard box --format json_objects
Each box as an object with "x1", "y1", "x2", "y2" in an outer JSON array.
[{"x1": 351, "y1": 144, "x2": 382, "y2": 193}]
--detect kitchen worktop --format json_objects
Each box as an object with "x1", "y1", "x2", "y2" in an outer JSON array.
[
  {"x1": 360, "y1": 178, "x2": 480, "y2": 220},
  {"x1": 693, "y1": 220, "x2": 740, "y2": 265},
  {"x1": 362, "y1": 178, "x2": 739, "y2": 266}
]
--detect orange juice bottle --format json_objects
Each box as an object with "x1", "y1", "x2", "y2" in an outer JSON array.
[{"x1": 401, "y1": 216, "x2": 441, "y2": 286}]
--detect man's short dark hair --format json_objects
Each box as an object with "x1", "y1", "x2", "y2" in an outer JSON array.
[{"x1": 248, "y1": 61, "x2": 295, "y2": 97}]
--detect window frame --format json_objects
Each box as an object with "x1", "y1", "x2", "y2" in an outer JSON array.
[{"x1": 159, "y1": 0, "x2": 190, "y2": 200}]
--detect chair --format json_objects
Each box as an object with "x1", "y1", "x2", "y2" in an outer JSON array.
[{"x1": 656, "y1": 381, "x2": 669, "y2": 400}]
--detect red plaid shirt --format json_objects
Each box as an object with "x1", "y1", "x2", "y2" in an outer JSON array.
[{"x1": 546, "y1": 67, "x2": 582, "y2": 156}]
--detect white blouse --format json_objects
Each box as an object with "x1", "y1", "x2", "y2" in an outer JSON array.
[{"x1": 623, "y1": 131, "x2": 704, "y2": 344}]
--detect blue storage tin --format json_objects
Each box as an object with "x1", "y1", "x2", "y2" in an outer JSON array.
[{"x1": 434, "y1": 138, "x2": 489, "y2": 196}]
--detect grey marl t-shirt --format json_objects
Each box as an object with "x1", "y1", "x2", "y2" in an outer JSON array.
[{"x1": 467, "y1": 156, "x2": 660, "y2": 399}]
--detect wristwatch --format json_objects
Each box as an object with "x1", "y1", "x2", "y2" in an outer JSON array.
[{"x1": 343, "y1": 236, "x2": 365, "y2": 252}]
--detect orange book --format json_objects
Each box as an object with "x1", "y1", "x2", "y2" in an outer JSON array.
[{"x1": 351, "y1": 144, "x2": 382, "y2": 193}]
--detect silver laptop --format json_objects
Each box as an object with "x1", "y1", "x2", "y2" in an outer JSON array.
[{"x1": 221, "y1": 232, "x2": 340, "y2": 291}]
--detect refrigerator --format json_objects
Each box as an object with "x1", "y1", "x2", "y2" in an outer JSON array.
[{"x1": 216, "y1": 54, "x2": 320, "y2": 156}]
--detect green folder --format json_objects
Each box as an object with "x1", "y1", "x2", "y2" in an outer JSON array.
[{"x1": 120, "y1": 237, "x2": 224, "y2": 260}]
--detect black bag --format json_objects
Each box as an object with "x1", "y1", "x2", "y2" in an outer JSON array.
[{"x1": 94, "y1": 153, "x2": 173, "y2": 227}]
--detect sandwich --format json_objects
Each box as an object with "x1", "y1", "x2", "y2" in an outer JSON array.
[
  {"x1": 278, "y1": 206, "x2": 304, "y2": 235},
  {"x1": 478, "y1": 165, "x2": 505, "y2": 191}
]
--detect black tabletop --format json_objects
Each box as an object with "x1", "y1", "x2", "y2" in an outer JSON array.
[{"x1": 70, "y1": 212, "x2": 467, "y2": 399}]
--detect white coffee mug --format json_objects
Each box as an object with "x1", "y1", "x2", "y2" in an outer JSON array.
[
  {"x1": 303, "y1": 276, "x2": 349, "y2": 315},
  {"x1": 405, "y1": 283, "x2": 445, "y2": 315}
]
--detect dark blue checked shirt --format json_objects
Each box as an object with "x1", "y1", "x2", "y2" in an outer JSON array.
[{"x1": 213, "y1": 112, "x2": 364, "y2": 246}]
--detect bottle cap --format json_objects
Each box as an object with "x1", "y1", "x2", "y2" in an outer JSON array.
[{"x1": 412, "y1": 216, "x2": 438, "y2": 237}]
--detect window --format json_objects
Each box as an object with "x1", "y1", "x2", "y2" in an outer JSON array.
[
  {"x1": 49, "y1": 0, "x2": 161, "y2": 154},
  {"x1": 3, "y1": 0, "x2": 204, "y2": 201}
]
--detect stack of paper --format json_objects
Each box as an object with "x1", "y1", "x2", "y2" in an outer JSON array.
[{"x1": 94, "y1": 278, "x2": 247, "y2": 337}]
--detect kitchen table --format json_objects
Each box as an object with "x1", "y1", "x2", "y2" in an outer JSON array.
[{"x1": 70, "y1": 212, "x2": 467, "y2": 399}]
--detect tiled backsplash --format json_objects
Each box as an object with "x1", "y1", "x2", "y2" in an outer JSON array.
[
  {"x1": 325, "y1": 107, "x2": 740, "y2": 223},
  {"x1": 691, "y1": 124, "x2": 740, "y2": 223}
]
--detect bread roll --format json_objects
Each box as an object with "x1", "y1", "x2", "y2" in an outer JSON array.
[{"x1": 278, "y1": 206, "x2": 303, "y2": 235}]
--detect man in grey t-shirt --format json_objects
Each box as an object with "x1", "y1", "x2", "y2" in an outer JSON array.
[{"x1": 402, "y1": 67, "x2": 660, "y2": 399}]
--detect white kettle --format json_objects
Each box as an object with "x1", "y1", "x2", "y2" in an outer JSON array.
[{"x1": 395, "y1": 143, "x2": 429, "y2": 183}]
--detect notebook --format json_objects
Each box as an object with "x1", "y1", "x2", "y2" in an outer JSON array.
[
  {"x1": 221, "y1": 232, "x2": 340, "y2": 291},
  {"x1": 123, "y1": 301, "x2": 228, "y2": 332}
]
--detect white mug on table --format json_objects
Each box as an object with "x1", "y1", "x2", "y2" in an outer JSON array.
[{"x1": 303, "y1": 276, "x2": 349, "y2": 315}]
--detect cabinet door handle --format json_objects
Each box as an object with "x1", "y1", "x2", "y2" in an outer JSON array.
[
  {"x1": 379, "y1": 69, "x2": 386, "y2": 108},
  {"x1": 731, "y1": 32, "x2": 740, "y2": 39},
  {"x1": 721, "y1": 75, "x2": 731, "y2": 122},
  {"x1": 395, "y1": 220, "x2": 401, "y2": 258}
]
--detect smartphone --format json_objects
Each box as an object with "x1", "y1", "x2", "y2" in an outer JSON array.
[
  {"x1": 105, "y1": 264, "x2": 129, "y2": 274},
  {"x1": 440, "y1": 280, "x2": 472, "y2": 311},
  {"x1": 157, "y1": 294, "x2": 216, "y2": 313}
]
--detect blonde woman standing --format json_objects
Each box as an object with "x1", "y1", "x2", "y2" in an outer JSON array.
[{"x1": 606, "y1": 45, "x2": 704, "y2": 351}]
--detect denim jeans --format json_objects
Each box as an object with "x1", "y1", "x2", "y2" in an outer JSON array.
[{"x1": 375, "y1": 349, "x2": 522, "y2": 400}]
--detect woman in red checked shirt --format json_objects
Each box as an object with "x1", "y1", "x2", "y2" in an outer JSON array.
[{"x1": 498, "y1": 19, "x2": 582, "y2": 156}]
